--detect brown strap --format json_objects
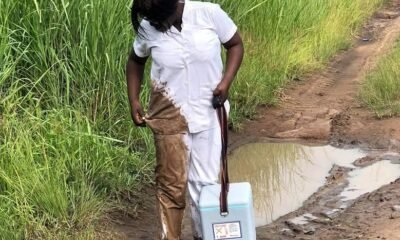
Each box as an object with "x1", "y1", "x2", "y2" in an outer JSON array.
[{"x1": 216, "y1": 104, "x2": 229, "y2": 216}]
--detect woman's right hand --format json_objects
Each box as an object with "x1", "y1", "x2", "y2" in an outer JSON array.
[{"x1": 131, "y1": 100, "x2": 146, "y2": 127}]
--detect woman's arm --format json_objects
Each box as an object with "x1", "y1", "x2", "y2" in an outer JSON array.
[
  {"x1": 126, "y1": 49, "x2": 148, "y2": 126},
  {"x1": 213, "y1": 32, "x2": 244, "y2": 102}
]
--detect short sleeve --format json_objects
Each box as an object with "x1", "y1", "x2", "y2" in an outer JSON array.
[
  {"x1": 211, "y1": 4, "x2": 238, "y2": 44},
  {"x1": 133, "y1": 35, "x2": 150, "y2": 58}
]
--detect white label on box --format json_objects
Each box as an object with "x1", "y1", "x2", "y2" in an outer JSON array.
[{"x1": 213, "y1": 221, "x2": 242, "y2": 239}]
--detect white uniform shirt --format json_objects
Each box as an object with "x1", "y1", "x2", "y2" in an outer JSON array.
[{"x1": 133, "y1": 0, "x2": 237, "y2": 133}]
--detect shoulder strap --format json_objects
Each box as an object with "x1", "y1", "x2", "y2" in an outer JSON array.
[{"x1": 216, "y1": 105, "x2": 229, "y2": 216}]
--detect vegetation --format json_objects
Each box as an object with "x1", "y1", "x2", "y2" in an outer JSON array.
[
  {"x1": 360, "y1": 40, "x2": 400, "y2": 117},
  {"x1": 0, "y1": 0, "x2": 385, "y2": 238}
]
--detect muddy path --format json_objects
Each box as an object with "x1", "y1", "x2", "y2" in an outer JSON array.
[{"x1": 107, "y1": 1, "x2": 400, "y2": 239}]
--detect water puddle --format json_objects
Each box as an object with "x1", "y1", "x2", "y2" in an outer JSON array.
[
  {"x1": 228, "y1": 142, "x2": 400, "y2": 227},
  {"x1": 341, "y1": 159, "x2": 400, "y2": 201}
]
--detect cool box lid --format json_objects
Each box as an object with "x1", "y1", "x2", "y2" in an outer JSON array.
[{"x1": 199, "y1": 182, "x2": 252, "y2": 210}]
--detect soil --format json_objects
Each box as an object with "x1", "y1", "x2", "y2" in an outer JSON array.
[{"x1": 105, "y1": 0, "x2": 400, "y2": 239}]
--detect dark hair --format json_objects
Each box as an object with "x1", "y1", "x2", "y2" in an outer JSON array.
[{"x1": 131, "y1": 0, "x2": 179, "y2": 35}]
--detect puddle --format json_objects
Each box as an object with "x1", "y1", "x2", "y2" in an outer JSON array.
[
  {"x1": 228, "y1": 142, "x2": 366, "y2": 227},
  {"x1": 229, "y1": 142, "x2": 400, "y2": 227},
  {"x1": 340, "y1": 160, "x2": 400, "y2": 201}
]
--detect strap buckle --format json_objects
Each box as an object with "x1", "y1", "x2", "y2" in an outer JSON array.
[{"x1": 220, "y1": 211, "x2": 229, "y2": 217}]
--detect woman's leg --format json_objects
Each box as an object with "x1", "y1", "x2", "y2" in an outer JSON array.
[
  {"x1": 187, "y1": 127, "x2": 222, "y2": 239},
  {"x1": 154, "y1": 133, "x2": 190, "y2": 240}
]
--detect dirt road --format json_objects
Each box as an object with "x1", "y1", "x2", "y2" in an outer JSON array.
[{"x1": 107, "y1": 0, "x2": 400, "y2": 239}]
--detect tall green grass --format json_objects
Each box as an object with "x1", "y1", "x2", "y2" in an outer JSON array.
[
  {"x1": 0, "y1": 0, "x2": 385, "y2": 238},
  {"x1": 360, "y1": 40, "x2": 400, "y2": 117},
  {"x1": 0, "y1": 108, "x2": 153, "y2": 238},
  {"x1": 1, "y1": 0, "x2": 154, "y2": 238}
]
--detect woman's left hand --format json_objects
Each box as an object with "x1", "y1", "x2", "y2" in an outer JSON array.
[{"x1": 213, "y1": 81, "x2": 230, "y2": 103}]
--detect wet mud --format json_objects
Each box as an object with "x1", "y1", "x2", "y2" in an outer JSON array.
[
  {"x1": 146, "y1": 81, "x2": 190, "y2": 239},
  {"x1": 145, "y1": 81, "x2": 188, "y2": 135}
]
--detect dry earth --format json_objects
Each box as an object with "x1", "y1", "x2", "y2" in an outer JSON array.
[{"x1": 105, "y1": 0, "x2": 400, "y2": 239}]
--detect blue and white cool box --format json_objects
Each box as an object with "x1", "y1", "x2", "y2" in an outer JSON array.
[{"x1": 199, "y1": 182, "x2": 256, "y2": 240}]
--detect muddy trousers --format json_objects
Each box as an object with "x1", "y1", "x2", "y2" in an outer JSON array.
[{"x1": 154, "y1": 127, "x2": 221, "y2": 240}]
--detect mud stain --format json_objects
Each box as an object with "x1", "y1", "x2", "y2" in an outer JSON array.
[
  {"x1": 145, "y1": 81, "x2": 188, "y2": 135},
  {"x1": 145, "y1": 81, "x2": 190, "y2": 239}
]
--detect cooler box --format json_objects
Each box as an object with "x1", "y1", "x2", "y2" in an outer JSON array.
[{"x1": 199, "y1": 182, "x2": 256, "y2": 240}]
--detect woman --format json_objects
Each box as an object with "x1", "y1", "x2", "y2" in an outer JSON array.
[{"x1": 126, "y1": 0, "x2": 244, "y2": 239}]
